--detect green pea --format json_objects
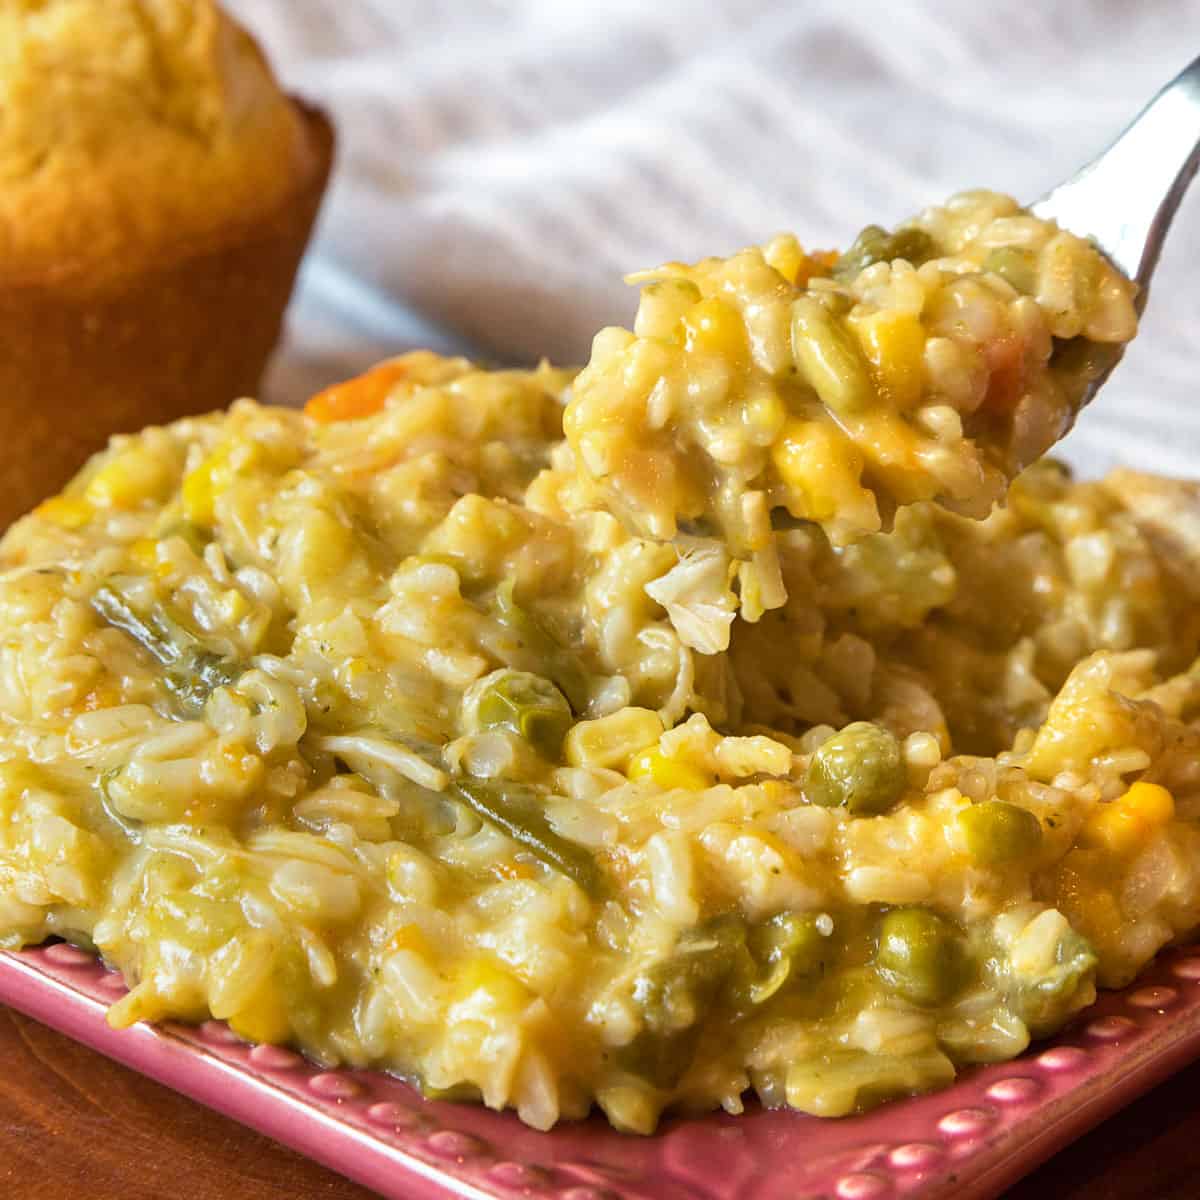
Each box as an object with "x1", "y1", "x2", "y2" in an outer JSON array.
[
  {"x1": 1003, "y1": 927, "x2": 1098, "y2": 1037},
  {"x1": 983, "y1": 247, "x2": 1037, "y2": 294},
  {"x1": 832, "y1": 225, "x2": 935, "y2": 281},
  {"x1": 874, "y1": 907, "x2": 966, "y2": 1007},
  {"x1": 892, "y1": 227, "x2": 936, "y2": 264},
  {"x1": 959, "y1": 800, "x2": 1042, "y2": 865},
  {"x1": 806, "y1": 723, "x2": 907, "y2": 815},
  {"x1": 475, "y1": 669, "x2": 572, "y2": 759},
  {"x1": 833, "y1": 225, "x2": 887, "y2": 279},
  {"x1": 744, "y1": 912, "x2": 831, "y2": 1005}
]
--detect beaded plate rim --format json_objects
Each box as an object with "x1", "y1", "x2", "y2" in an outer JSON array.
[{"x1": 3, "y1": 940, "x2": 1200, "y2": 1200}]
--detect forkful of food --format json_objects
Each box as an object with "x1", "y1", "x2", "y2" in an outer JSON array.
[{"x1": 563, "y1": 54, "x2": 1200, "y2": 566}]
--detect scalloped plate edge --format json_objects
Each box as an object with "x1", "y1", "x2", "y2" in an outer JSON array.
[
  {"x1": 0, "y1": 950, "x2": 492, "y2": 1200},
  {"x1": 5, "y1": 941, "x2": 1200, "y2": 1200}
]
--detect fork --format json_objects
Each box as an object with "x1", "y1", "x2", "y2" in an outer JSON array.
[{"x1": 1033, "y1": 54, "x2": 1200, "y2": 314}]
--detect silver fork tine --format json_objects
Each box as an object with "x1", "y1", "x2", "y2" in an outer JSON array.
[{"x1": 1031, "y1": 54, "x2": 1200, "y2": 309}]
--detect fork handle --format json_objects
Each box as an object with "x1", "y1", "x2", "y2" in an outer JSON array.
[{"x1": 1032, "y1": 54, "x2": 1200, "y2": 302}]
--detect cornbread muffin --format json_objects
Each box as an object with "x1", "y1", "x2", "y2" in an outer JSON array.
[{"x1": 0, "y1": 0, "x2": 333, "y2": 526}]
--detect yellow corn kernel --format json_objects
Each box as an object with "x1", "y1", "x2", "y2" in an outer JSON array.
[
  {"x1": 86, "y1": 447, "x2": 175, "y2": 509},
  {"x1": 1122, "y1": 781, "x2": 1174, "y2": 825},
  {"x1": 772, "y1": 420, "x2": 840, "y2": 515},
  {"x1": 1082, "y1": 782, "x2": 1174, "y2": 855},
  {"x1": 762, "y1": 236, "x2": 837, "y2": 287},
  {"x1": 491, "y1": 859, "x2": 537, "y2": 882},
  {"x1": 453, "y1": 954, "x2": 531, "y2": 1011},
  {"x1": 228, "y1": 992, "x2": 291, "y2": 1046},
  {"x1": 182, "y1": 469, "x2": 215, "y2": 525},
  {"x1": 219, "y1": 740, "x2": 264, "y2": 788},
  {"x1": 80, "y1": 684, "x2": 121, "y2": 713},
  {"x1": 627, "y1": 747, "x2": 713, "y2": 791},
  {"x1": 1083, "y1": 805, "x2": 1143, "y2": 855},
  {"x1": 770, "y1": 418, "x2": 876, "y2": 529},
  {"x1": 128, "y1": 537, "x2": 176, "y2": 583},
  {"x1": 128, "y1": 537, "x2": 161, "y2": 573},
  {"x1": 34, "y1": 496, "x2": 92, "y2": 529},
  {"x1": 564, "y1": 707, "x2": 666, "y2": 770},
  {"x1": 219, "y1": 587, "x2": 252, "y2": 625},
  {"x1": 1053, "y1": 850, "x2": 1121, "y2": 931},
  {"x1": 681, "y1": 296, "x2": 747, "y2": 360},
  {"x1": 1069, "y1": 882, "x2": 1123, "y2": 945},
  {"x1": 742, "y1": 387, "x2": 788, "y2": 446},
  {"x1": 762, "y1": 234, "x2": 805, "y2": 284},
  {"x1": 850, "y1": 309, "x2": 926, "y2": 411},
  {"x1": 757, "y1": 779, "x2": 793, "y2": 806},
  {"x1": 85, "y1": 464, "x2": 129, "y2": 508},
  {"x1": 388, "y1": 922, "x2": 432, "y2": 958},
  {"x1": 182, "y1": 447, "x2": 233, "y2": 526}
]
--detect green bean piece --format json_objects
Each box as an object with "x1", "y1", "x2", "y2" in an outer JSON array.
[
  {"x1": 493, "y1": 582, "x2": 590, "y2": 712},
  {"x1": 806, "y1": 722, "x2": 907, "y2": 815},
  {"x1": 91, "y1": 577, "x2": 241, "y2": 714},
  {"x1": 959, "y1": 800, "x2": 1042, "y2": 865},
  {"x1": 475, "y1": 669, "x2": 572, "y2": 760},
  {"x1": 452, "y1": 779, "x2": 602, "y2": 896},
  {"x1": 634, "y1": 918, "x2": 746, "y2": 1032},
  {"x1": 832, "y1": 225, "x2": 935, "y2": 281},
  {"x1": 744, "y1": 912, "x2": 831, "y2": 1005},
  {"x1": 791, "y1": 297, "x2": 874, "y2": 415},
  {"x1": 92, "y1": 581, "x2": 174, "y2": 663},
  {"x1": 983, "y1": 247, "x2": 1038, "y2": 294},
  {"x1": 618, "y1": 916, "x2": 748, "y2": 1088},
  {"x1": 874, "y1": 907, "x2": 967, "y2": 1007}
]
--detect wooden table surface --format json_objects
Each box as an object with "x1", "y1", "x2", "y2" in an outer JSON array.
[{"x1": 1, "y1": 1002, "x2": 1195, "y2": 1200}]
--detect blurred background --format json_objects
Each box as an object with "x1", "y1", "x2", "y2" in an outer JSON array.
[{"x1": 226, "y1": 0, "x2": 1200, "y2": 478}]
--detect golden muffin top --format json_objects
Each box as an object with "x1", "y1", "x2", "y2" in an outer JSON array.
[{"x1": 0, "y1": 0, "x2": 318, "y2": 279}]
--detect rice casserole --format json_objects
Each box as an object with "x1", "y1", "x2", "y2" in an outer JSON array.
[{"x1": 2, "y1": 191, "x2": 1199, "y2": 1134}]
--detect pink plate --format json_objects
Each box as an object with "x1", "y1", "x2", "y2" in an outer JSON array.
[{"x1": 5, "y1": 941, "x2": 1200, "y2": 1199}]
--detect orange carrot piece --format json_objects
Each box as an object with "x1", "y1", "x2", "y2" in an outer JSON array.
[
  {"x1": 792, "y1": 249, "x2": 839, "y2": 288},
  {"x1": 304, "y1": 360, "x2": 412, "y2": 423}
]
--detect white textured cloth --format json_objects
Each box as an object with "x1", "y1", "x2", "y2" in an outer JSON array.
[{"x1": 228, "y1": 0, "x2": 1200, "y2": 478}]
